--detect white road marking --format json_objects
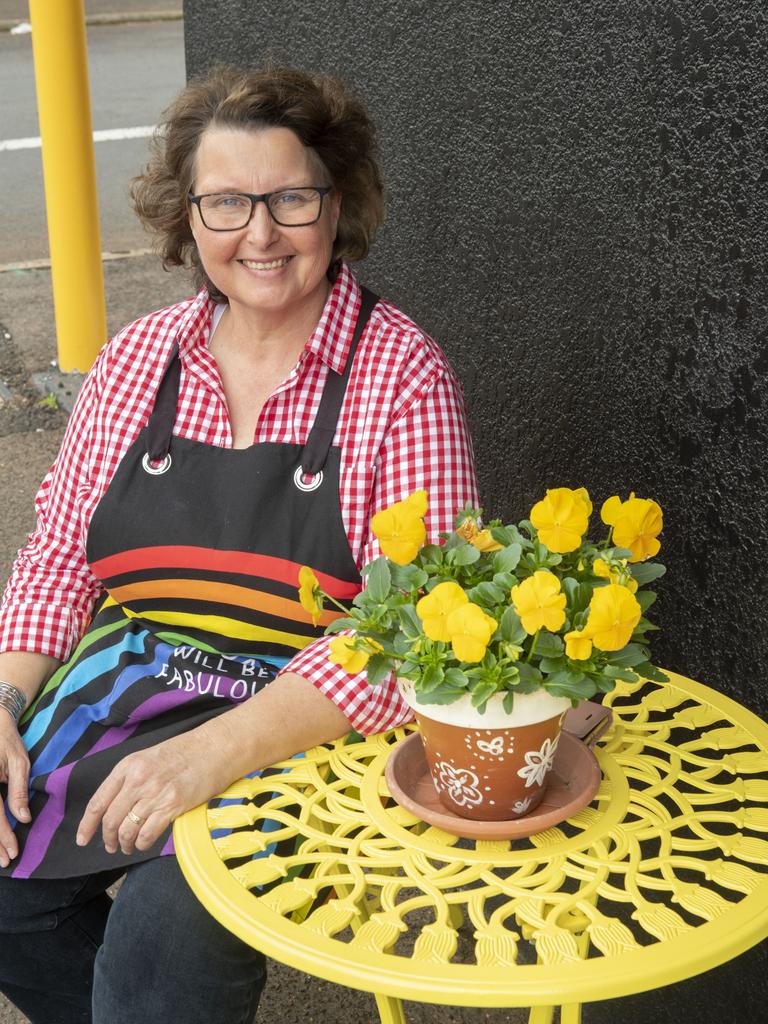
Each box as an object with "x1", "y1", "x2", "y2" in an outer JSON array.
[
  {"x1": 0, "y1": 248, "x2": 153, "y2": 274},
  {"x1": 0, "y1": 125, "x2": 157, "y2": 152}
]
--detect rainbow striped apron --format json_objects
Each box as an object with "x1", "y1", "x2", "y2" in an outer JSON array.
[{"x1": 1, "y1": 289, "x2": 376, "y2": 879}]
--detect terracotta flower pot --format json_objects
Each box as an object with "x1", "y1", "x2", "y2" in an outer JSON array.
[{"x1": 397, "y1": 680, "x2": 572, "y2": 821}]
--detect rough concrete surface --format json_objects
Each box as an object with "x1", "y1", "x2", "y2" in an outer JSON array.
[{"x1": 185, "y1": 0, "x2": 768, "y2": 727}]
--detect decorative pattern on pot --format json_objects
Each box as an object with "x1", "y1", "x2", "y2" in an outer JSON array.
[{"x1": 397, "y1": 681, "x2": 571, "y2": 821}]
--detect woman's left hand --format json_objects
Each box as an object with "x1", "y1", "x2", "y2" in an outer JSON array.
[{"x1": 76, "y1": 730, "x2": 228, "y2": 855}]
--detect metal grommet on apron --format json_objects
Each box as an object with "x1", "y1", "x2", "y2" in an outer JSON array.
[
  {"x1": 3, "y1": 286, "x2": 379, "y2": 880},
  {"x1": 141, "y1": 452, "x2": 172, "y2": 475},
  {"x1": 293, "y1": 466, "x2": 323, "y2": 492}
]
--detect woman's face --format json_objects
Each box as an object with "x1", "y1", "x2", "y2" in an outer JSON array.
[{"x1": 189, "y1": 125, "x2": 340, "y2": 321}]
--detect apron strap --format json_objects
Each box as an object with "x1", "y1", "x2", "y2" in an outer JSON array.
[
  {"x1": 144, "y1": 342, "x2": 181, "y2": 465},
  {"x1": 300, "y1": 286, "x2": 379, "y2": 477}
]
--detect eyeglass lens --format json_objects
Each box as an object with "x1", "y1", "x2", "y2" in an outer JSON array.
[{"x1": 198, "y1": 188, "x2": 324, "y2": 228}]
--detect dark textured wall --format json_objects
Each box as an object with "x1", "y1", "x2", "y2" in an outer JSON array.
[{"x1": 184, "y1": 2, "x2": 768, "y2": 719}]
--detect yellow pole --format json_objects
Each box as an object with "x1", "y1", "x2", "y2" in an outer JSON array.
[{"x1": 28, "y1": 0, "x2": 106, "y2": 372}]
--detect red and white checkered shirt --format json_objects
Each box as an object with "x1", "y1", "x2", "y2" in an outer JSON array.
[{"x1": 0, "y1": 264, "x2": 478, "y2": 734}]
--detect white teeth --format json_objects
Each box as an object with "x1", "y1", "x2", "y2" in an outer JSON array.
[{"x1": 240, "y1": 257, "x2": 291, "y2": 270}]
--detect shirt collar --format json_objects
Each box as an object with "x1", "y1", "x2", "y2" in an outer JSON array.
[
  {"x1": 304, "y1": 263, "x2": 362, "y2": 375},
  {"x1": 175, "y1": 287, "x2": 217, "y2": 364},
  {"x1": 175, "y1": 262, "x2": 362, "y2": 375}
]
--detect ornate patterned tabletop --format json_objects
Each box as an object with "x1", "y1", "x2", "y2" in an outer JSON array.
[{"x1": 174, "y1": 672, "x2": 768, "y2": 1024}]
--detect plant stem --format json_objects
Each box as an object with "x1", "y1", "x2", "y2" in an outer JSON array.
[
  {"x1": 322, "y1": 592, "x2": 355, "y2": 615},
  {"x1": 526, "y1": 629, "x2": 541, "y2": 663}
]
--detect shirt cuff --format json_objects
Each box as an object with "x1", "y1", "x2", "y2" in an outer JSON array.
[
  {"x1": 0, "y1": 602, "x2": 91, "y2": 662},
  {"x1": 279, "y1": 635, "x2": 414, "y2": 736}
]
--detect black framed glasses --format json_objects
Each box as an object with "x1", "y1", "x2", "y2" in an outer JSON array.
[{"x1": 188, "y1": 186, "x2": 333, "y2": 230}]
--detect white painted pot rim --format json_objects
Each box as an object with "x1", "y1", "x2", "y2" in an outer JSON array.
[{"x1": 397, "y1": 678, "x2": 572, "y2": 729}]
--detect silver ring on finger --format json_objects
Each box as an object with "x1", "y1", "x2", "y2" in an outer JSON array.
[{"x1": 126, "y1": 810, "x2": 144, "y2": 826}]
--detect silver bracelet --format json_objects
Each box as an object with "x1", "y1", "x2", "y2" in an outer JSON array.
[{"x1": 0, "y1": 681, "x2": 26, "y2": 723}]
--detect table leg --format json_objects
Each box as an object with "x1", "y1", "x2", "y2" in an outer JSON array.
[
  {"x1": 527, "y1": 1007, "x2": 554, "y2": 1024},
  {"x1": 374, "y1": 993, "x2": 406, "y2": 1023},
  {"x1": 560, "y1": 1003, "x2": 582, "y2": 1023}
]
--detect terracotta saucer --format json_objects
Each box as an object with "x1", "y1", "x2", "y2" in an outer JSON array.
[{"x1": 384, "y1": 730, "x2": 602, "y2": 841}]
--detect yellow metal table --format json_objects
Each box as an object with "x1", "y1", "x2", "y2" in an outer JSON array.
[{"x1": 174, "y1": 672, "x2": 768, "y2": 1023}]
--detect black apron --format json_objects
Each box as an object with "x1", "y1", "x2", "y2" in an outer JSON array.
[{"x1": 2, "y1": 288, "x2": 377, "y2": 879}]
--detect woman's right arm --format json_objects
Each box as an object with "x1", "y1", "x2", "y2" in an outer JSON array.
[
  {"x1": 0, "y1": 652, "x2": 60, "y2": 867},
  {"x1": 0, "y1": 346, "x2": 109, "y2": 868}
]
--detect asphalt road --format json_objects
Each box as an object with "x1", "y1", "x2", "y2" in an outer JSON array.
[{"x1": 0, "y1": 17, "x2": 185, "y2": 264}]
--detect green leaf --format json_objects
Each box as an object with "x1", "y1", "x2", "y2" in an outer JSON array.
[
  {"x1": 534, "y1": 631, "x2": 564, "y2": 658},
  {"x1": 417, "y1": 686, "x2": 469, "y2": 705},
  {"x1": 466, "y1": 581, "x2": 506, "y2": 607},
  {"x1": 490, "y1": 525, "x2": 516, "y2": 546},
  {"x1": 499, "y1": 606, "x2": 527, "y2": 644},
  {"x1": 493, "y1": 571, "x2": 518, "y2": 590},
  {"x1": 323, "y1": 616, "x2": 358, "y2": 635},
  {"x1": 595, "y1": 675, "x2": 617, "y2": 693},
  {"x1": 539, "y1": 656, "x2": 567, "y2": 674},
  {"x1": 545, "y1": 675, "x2": 598, "y2": 700},
  {"x1": 576, "y1": 582, "x2": 594, "y2": 613},
  {"x1": 502, "y1": 690, "x2": 515, "y2": 714},
  {"x1": 607, "y1": 643, "x2": 648, "y2": 668},
  {"x1": 366, "y1": 557, "x2": 392, "y2": 603},
  {"x1": 420, "y1": 544, "x2": 444, "y2": 564},
  {"x1": 634, "y1": 662, "x2": 670, "y2": 683},
  {"x1": 604, "y1": 546, "x2": 635, "y2": 561},
  {"x1": 493, "y1": 543, "x2": 522, "y2": 574},
  {"x1": 365, "y1": 655, "x2": 391, "y2": 688},
  {"x1": 629, "y1": 562, "x2": 666, "y2": 586},
  {"x1": 398, "y1": 659, "x2": 422, "y2": 679},
  {"x1": 602, "y1": 665, "x2": 640, "y2": 682},
  {"x1": 561, "y1": 576, "x2": 580, "y2": 603},
  {"x1": 517, "y1": 662, "x2": 543, "y2": 687},
  {"x1": 389, "y1": 563, "x2": 428, "y2": 591},
  {"x1": 420, "y1": 664, "x2": 445, "y2": 693},
  {"x1": 470, "y1": 681, "x2": 498, "y2": 710},
  {"x1": 397, "y1": 605, "x2": 423, "y2": 638},
  {"x1": 393, "y1": 632, "x2": 415, "y2": 656},
  {"x1": 444, "y1": 668, "x2": 470, "y2": 690},
  {"x1": 544, "y1": 668, "x2": 583, "y2": 689},
  {"x1": 636, "y1": 590, "x2": 657, "y2": 613},
  {"x1": 447, "y1": 543, "x2": 481, "y2": 567}
]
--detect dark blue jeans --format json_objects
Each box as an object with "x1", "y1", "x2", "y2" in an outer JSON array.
[{"x1": 0, "y1": 855, "x2": 266, "y2": 1024}]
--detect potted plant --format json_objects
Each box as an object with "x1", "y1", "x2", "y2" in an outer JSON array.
[{"x1": 298, "y1": 487, "x2": 667, "y2": 821}]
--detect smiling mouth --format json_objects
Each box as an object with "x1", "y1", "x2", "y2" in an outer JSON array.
[{"x1": 238, "y1": 256, "x2": 293, "y2": 271}]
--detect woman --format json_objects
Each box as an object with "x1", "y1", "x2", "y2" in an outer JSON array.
[{"x1": 0, "y1": 66, "x2": 478, "y2": 1023}]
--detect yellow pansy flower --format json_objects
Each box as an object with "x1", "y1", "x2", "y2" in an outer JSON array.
[
  {"x1": 612, "y1": 497, "x2": 663, "y2": 563},
  {"x1": 456, "y1": 518, "x2": 480, "y2": 542},
  {"x1": 445, "y1": 604, "x2": 497, "y2": 663},
  {"x1": 404, "y1": 490, "x2": 428, "y2": 517},
  {"x1": 574, "y1": 487, "x2": 593, "y2": 517},
  {"x1": 416, "y1": 582, "x2": 468, "y2": 642},
  {"x1": 510, "y1": 571, "x2": 567, "y2": 635},
  {"x1": 600, "y1": 494, "x2": 627, "y2": 527},
  {"x1": 585, "y1": 583, "x2": 642, "y2": 651},
  {"x1": 371, "y1": 490, "x2": 429, "y2": 565},
  {"x1": 470, "y1": 528, "x2": 502, "y2": 552},
  {"x1": 530, "y1": 487, "x2": 590, "y2": 553},
  {"x1": 593, "y1": 557, "x2": 613, "y2": 580},
  {"x1": 298, "y1": 566, "x2": 323, "y2": 626},
  {"x1": 564, "y1": 629, "x2": 593, "y2": 660},
  {"x1": 328, "y1": 635, "x2": 382, "y2": 674}
]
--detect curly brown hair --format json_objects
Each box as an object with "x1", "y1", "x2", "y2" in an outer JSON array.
[{"x1": 130, "y1": 65, "x2": 384, "y2": 300}]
